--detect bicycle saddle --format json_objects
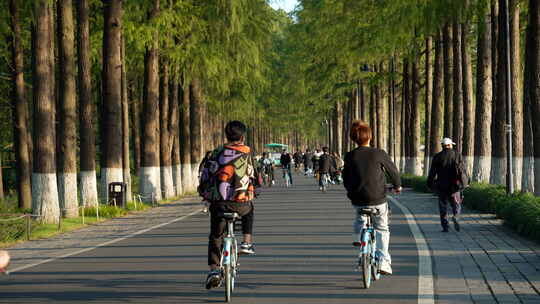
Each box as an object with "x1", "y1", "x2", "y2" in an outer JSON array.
[
  {"x1": 222, "y1": 212, "x2": 240, "y2": 220},
  {"x1": 359, "y1": 208, "x2": 379, "y2": 216}
]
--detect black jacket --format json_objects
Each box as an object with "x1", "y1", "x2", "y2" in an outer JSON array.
[
  {"x1": 280, "y1": 153, "x2": 292, "y2": 167},
  {"x1": 343, "y1": 147, "x2": 401, "y2": 206},
  {"x1": 427, "y1": 148, "x2": 466, "y2": 195},
  {"x1": 303, "y1": 153, "x2": 313, "y2": 166},
  {"x1": 318, "y1": 153, "x2": 334, "y2": 174}
]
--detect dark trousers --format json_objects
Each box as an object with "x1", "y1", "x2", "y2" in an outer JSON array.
[
  {"x1": 208, "y1": 201, "x2": 254, "y2": 266},
  {"x1": 438, "y1": 193, "x2": 462, "y2": 229}
]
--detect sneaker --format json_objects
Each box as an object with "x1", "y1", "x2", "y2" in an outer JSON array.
[
  {"x1": 240, "y1": 242, "x2": 255, "y2": 255},
  {"x1": 379, "y1": 260, "x2": 392, "y2": 275},
  {"x1": 452, "y1": 218, "x2": 460, "y2": 232},
  {"x1": 205, "y1": 270, "x2": 222, "y2": 289}
]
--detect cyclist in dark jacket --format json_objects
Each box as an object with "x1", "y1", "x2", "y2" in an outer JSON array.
[
  {"x1": 280, "y1": 149, "x2": 293, "y2": 185},
  {"x1": 303, "y1": 150, "x2": 314, "y2": 175},
  {"x1": 318, "y1": 147, "x2": 335, "y2": 189},
  {"x1": 343, "y1": 120, "x2": 401, "y2": 275},
  {"x1": 427, "y1": 138, "x2": 467, "y2": 232}
]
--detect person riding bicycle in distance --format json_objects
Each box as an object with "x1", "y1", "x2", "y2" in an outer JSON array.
[
  {"x1": 343, "y1": 120, "x2": 401, "y2": 275},
  {"x1": 318, "y1": 147, "x2": 334, "y2": 190},
  {"x1": 204, "y1": 121, "x2": 257, "y2": 289}
]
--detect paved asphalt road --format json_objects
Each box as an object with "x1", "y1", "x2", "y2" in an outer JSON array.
[{"x1": 0, "y1": 174, "x2": 420, "y2": 303}]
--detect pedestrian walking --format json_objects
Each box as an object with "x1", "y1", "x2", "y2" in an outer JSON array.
[{"x1": 427, "y1": 138, "x2": 469, "y2": 232}]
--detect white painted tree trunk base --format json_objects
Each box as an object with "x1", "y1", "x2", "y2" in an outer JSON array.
[
  {"x1": 423, "y1": 157, "x2": 431, "y2": 177},
  {"x1": 490, "y1": 157, "x2": 506, "y2": 185},
  {"x1": 181, "y1": 164, "x2": 193, "y2": 193},
  {"x1": 139, "y1": 166, "x2": 162, "y2": 203},
  {"x1": 405, "y1": 157, "x2": 423, "y2": 176},
  {"x1": 79, "y1": 170, "x2": 98, "y2": 207},
  {"x1": 472, "y1": 156, "x2": 491, "y2": 183},
  {"x1": 512, "y1": 157, "x2": 523, "y2": 191},
  {"x1": 161, "y1": 166, "x2": 175, "y2": 199},
  {"x1": 58, "y1": 173, "x2": 78, "y2": 218},
  {"x1": 463, "y1": 156, "x2": 474, "y2": 179},
  {"x1": 123, "y1": 169, "x2": 133, "y2": 202},
  {"x1": 101, "y1": 168, "x2": 124, "y2": 204},
  {"x1": 32, "y1": 173, "x2": 60, "y2": 224},
  {"x1": 522, "y1": 157, "x2": 534, "y2": 193},
  {"x1": 173, "y1": 164, "x2": 182, "y2": 196},
  {"x1": 191, "y1": 164, "x2": 200, "y2": 191}
]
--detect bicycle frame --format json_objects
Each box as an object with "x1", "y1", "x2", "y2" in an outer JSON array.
[{"x1": 220, "y1": 217, "x2": 238, "y2": 302}]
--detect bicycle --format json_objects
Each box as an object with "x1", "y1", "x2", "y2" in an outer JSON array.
[
  {"x1": 220, "y1": 212, "x2": 241, "y2": 302},
  {"x1": 355, "y1": 208, "x2": 381, "y2": 289}
]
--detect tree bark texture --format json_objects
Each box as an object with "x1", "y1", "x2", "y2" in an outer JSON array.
[
  {"x1": 491, "y1": 0, "x2": 509, "y2": 185},
  {"x1": 57, "y1": 0, "x2": 78, "y2": 217},
  {"x1": 473, "y1": 11, "x2": 493, "y2": 183},
  {"x1": 527, "y1": 0, "x2": 540, "y2": 195},
  {"x1": 170, "y1": 78, "x2": 182, "y2": 196},
  {"x1": 510, "y1": 0, "x2": 523, "y2": 190},
  {"x1": 443, "y1": 24, "x2": 454, "y2": 138},
  {"x1": 523, "y1": 21, "x2": 535, "y2": 192},
  {"x1": 430, "y1": 32, "x2": 444, "y2": 161},
  {"x1": 180, "y1": 83, "x2": 193, "y2": 193},
  {"x1": 409, "y1": 56, "x2": 422, "y2": 175},
  {"x1": 462, "y1": 22, "x2": 475, "y2": 177},
  {"x1": 424, "y1": 38, "x2": 433, "y2": 176},
  {"x1": 77, "y1": 0, "x2": 98, "y2": 207},
  {"x1": 121, "y1": 36, "x2": 132, "y2": 202},
  {"x1": 160, "y1": 63, "x2": 174, "y2": 199},
  {"x1": 140, "y1": 0, "x2": 161, "y2": 202},
  {"x1": 33, "y1": 0, "x2": 60, "y2": 223},
  {"x1": 10, "y1": 0, "x2": 32, "y2": 209},
  {"x1": 190, "y1": 77, "x2": 204, "y2": 190},
  {"x1": 452, "y1": 22, "x2": 464, "y2": 152},
  {"x1": 101, "y1": 0, "x2": 124, "y2": 202}
]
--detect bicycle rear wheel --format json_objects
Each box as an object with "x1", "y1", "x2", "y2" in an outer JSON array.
[
  {"x1": 362, "y1": 242, "x2": 372, "y2": 288},
  {"x1": 224, "y1": 263, "x2": 232, "y2": 302}
]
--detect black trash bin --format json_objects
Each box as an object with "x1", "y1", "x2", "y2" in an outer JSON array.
[{"x1": 108, "y1": 182, "x2": 126, "y2": 208}]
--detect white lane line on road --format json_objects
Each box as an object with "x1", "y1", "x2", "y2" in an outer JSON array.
[
  {"x1": 8, "y1": 209, "x2": 202, "y2": 274},
  {"x1": 388, "y1": 195, "x2": 434, "y2": 304}
]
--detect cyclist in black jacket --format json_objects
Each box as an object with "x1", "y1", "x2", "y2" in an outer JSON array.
[{"x1": 343, "y1": 120, "x2": 401, "y2": 275}]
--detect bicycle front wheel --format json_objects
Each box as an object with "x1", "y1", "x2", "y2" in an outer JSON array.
[
  {"x1": 224, "y1": 263, "x2": 232, "y2": 302},
  {"x1": 362, "y1": 243, "x2": 372, "y2": 288}
]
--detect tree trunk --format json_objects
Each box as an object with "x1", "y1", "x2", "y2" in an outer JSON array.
[
  {"x1": 523, "y1": 19, "x2": 535, "y2": 192},
  {"x1": 369, "y1": 86, "x2": 376, "y2": 147},
  {"x1": 180, "y1": 83, "x2": 193, "y2": 193},
  {"x1": 424, "y1": 37, "x2": 433, "y2": 176},
  {"x1": 359, "y1": 81, "x2": 366, "y2": 121},
  {"x1": 452, "y1": 22, "x2": 464, "y2": 151},
  {"x1": 190, "y1": 77, "x2": 204, "y2": 189},
  {"x1": 443, "y1": 24, "x2": 454, "y2": 138},
  {"x1": 10, "y1": 0, "x2": 32, "y2": 209},
  {"x1": 101, "y1": 0, "x2": 124, "y2": 203},
  {"x1": 462, "y1": 22, "x2": 475, "y2": 177},
  {"x1": 33, "y1": 0, "x2": 60, "y2": 223},
  {"x1": 0, "y1": 156, "x2": 3, "y2": 200},
  {"x1": 491, "y1": 0, "x2": 509, "y2": 185},
  {"x1": 121, "y1": 35, "x2": 132, "y2": 202},
  {"x1": 473, "y1": 11, "x2": 493, "y2": 183},
  {"x1": 170, "y1": 77, "x2": 182, "y2": 196},
  {"x1": 57, "y1": 0, "x2": 78, "y2": 217},
  {"x1": 402, "y1": 59, "x2": 410, "y2": 172},
  {"x1": 139, "y1": 0, "x2": 161, "y2": 202},
  {"x1": 510, "y1": 0, "x2": 523, "y2": 190},
  {"x1": 375, "y1": 82, "x2": 384, "y2": 151},
  {"x1": 335, "y1": 100, "x2": 343, "y2": 156},
  {"x1": 160, "y1": 63, "x2": 174, "y2": 199},
  {"x1": 409, "y1": 55, "x2": 422, "y2": 175},
  {"x1": 491, "y1": 0, "x2": 499, "y2": 146},
  {"x1": 528, "y1": 0, "x2": 540, "y2": 195},
  {"x1": 430, "y1": 32, "x2": 444, "y2": 163},
  {"x1": 77, "y1": 0, "x2": 98, "y2": 208},
  {"x1": 393, "y1": 62, "x2": 402, "y2": 167},
  {"x1": 131, "y1": 95, "x2": 141, "y2": 173}
]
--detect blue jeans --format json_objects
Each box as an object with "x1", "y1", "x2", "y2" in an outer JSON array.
[
  {"x1": 438, "y1": 193, "x2": 462, "y2": 229},
  {"x1": 353, "y1": 203, "x2": 391, "y2": 263},
  {"x1": 282, "y1": 165, "x2": 293, "y2": 184}
]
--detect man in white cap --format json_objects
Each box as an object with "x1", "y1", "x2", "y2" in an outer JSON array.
[
  {"x1": 0, "y1": 250, "x2": 10, "y2": 273},
  {"x1": 427, "y1": 138, "x2": 468, "y2": 232}
]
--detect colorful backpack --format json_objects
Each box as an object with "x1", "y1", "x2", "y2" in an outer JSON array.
[{"x1": 198, "y1": 145, "x2": 257, "y2": 203}]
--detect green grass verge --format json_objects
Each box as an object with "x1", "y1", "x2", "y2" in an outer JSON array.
[
  {"x1": 0, "y1": 200, "x2": 156, "y2": 248},
  {"x1": 400, "y1": 174, "x2": 540, "y2": 242}
]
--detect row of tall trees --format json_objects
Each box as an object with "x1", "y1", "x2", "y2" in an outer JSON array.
[
  {"x1": 282, "y1": 0, "x2": 540, "y2": 196},
  {"x1": 0, "y1": 0, "x2": 300, "y2": 223}
]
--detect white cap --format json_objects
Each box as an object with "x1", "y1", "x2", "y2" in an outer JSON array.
[{"x1": 441, "y1": 138, "x2": 456, "y2": 145}]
